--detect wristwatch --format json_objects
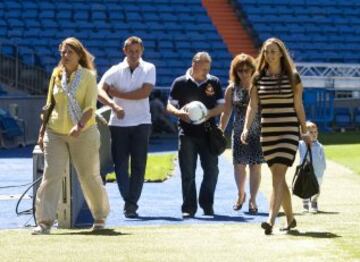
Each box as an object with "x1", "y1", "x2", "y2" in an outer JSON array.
[{"x1": 77, "y1": 121, "x2": 85, "y2": 129}]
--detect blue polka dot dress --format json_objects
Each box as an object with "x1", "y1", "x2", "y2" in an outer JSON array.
[{"x1": 231, "y1": 85, "x2": 264, "y2": 165}]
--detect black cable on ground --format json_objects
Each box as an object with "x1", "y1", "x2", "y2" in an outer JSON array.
[
  {"x1": 15, "y1": 176, "x2": 42, "y2": 221},
  {"x1": 0, "y1": 182, "x2": 33, "y2": 189}
]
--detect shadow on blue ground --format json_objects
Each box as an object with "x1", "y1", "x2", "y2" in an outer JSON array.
[
  {"x1": 0, "y1": 145, "x2": 33, "y2": 158},
  {"x1": 0, "y1": 136, "x2": 269, "y2": 230}
]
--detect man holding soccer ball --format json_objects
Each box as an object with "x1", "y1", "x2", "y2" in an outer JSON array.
[{"x1": 167, "y1": 52, "x2": 224, "y2": 218}]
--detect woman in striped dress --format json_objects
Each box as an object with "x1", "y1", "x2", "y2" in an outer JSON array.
[{"x1": 241, "y1": 38, "x2": 311, "y2": 235}]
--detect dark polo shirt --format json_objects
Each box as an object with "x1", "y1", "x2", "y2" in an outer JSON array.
[{"x1": 168, "y1": 71, "x2": 224, "y2": 137}]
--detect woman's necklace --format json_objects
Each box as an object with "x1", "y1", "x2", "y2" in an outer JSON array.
[{"x1": 267, "y1": 70, "x2": 282, "y2": 93}]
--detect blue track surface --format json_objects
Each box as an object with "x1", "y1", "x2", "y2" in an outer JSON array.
[{"x1": 0, "y1": 138, "x2": 269, "y2": 230}]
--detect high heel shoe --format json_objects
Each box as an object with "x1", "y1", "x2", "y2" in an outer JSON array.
[
  {"x1": 280, "y1": 218, "x2": 297, "y2": 231},
  {"x1": 261, "y1": 222, "x2": 273, "y2": 235},
  {"x1": 248, "y1": 203, "x2": 258, "y2": 215},
  {"x1": 233, "y1": 193, "x2": 246, "y2": 211}
]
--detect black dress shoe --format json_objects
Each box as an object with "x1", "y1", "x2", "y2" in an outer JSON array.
[
  {"x1": 203, "y1": 207, "x2": 214, "y2": 216},
  {"x1": 124, "y1": 210, "x2": 139, "y2": 219},
  {"x1": 261, "y1": 222, "x2": 273, "y2": 235},
  {"x1": 280, "y1": 218, "x2": 297, "y2": 231}
]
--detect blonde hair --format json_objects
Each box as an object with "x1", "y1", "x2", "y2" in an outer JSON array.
[
  {"x1": 123, "y1": 36, "x2": 144, "y2": 50},
  {"x1": 253, "y1": 37, "x2": 298, "y2": 88},
  {"x1": 229, "y1": 53, "x2": 256, "y2": 85},
  {"x1": 58, "y1": 37, "x2": 95, "y2": 70},
  {"x1": 306, "y1": 121, "x2": 317, "y2": 130}
]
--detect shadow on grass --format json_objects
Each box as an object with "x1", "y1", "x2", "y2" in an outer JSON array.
[
  {"x1": 288, "y1": 230, "x2": 341, "y2": 239},
  {"x1": 194, "y1": 214, "x2": 255, "y2": 223},
  {"x1": 132, "y1": 216, "x2": 183, "y2": 222},
  {"x1": 316, "y1": 210, "x2": 340, "y2": 215},
  {"x1": 55, "y1": 228, "x2": 129, "y2": 236},
  {"x1": 128, "y1": 215, "x2": 254, "y2": 223},
  {"x1": 279, "y1": 210, "x2": 339, "y2": 217}
]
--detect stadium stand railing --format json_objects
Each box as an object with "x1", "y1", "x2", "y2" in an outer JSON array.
[{"x1": 0, "y1": 41, "x2": 49, "y2": 95}]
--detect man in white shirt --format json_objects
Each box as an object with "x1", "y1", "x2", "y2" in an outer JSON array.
[{"x1": 98, "y1": 36, "x2": 156, "y2": 218}]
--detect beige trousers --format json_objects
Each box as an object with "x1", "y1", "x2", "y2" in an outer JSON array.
[{"x1": 35, "y1": 126, "x2": 110, "y2": 226}]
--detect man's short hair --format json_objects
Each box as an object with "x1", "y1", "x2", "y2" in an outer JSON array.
[
  {"x1": 123, "y1": 36, "x2": 144, "y2": 49},
  {"x1": 192, "y1": 51, "x2": 212, "y2": 64}
]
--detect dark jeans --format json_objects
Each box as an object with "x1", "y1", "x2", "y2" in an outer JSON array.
[
  {"x1": 178, "y1": 135, "x2": 219, "y2": 214},
  {"x1": 110, "y1": 124, "x2": 151, "y2": 212}
]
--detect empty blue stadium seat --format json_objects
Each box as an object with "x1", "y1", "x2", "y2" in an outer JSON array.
[
  {"x1": 0, "y1": 28, "x2": 7, "y2": 38},
  {"x1": 38, "y1": 2, "x2": 55, "y2": 10},
  {"x1": 126, "y1": 12, "x2": 143, "y2": 22},
  {"x1": 161, "y1": 50, "x2": 179, "y2": 59},
  {"x1": 0, "y1": 43, "x2": 16, "y2": 57},
  {"x1": 22, "y1": 10, "x2": 38, "y2": 19},
  {"x1": 40, "y1": 19, "x2": 58, "y2": 29},
  {"x1": 22, "y1": 1, "x2": 38, "y2": 10},
  {"x1": 158, "y1": 40, "x2": 173, "y2": 50},
  {"x1": 129, "y1": 22, "x2": 148, "y2": 31},
  {"x1": 39, "y1": 10, "x2": 55, "y2": 19},
  {"x1": 95, "y1": 21, "x2": 112, "y2": 31},
  {"x1": 24, "y1": 19, "x2": 41, "y2": 29},
  {"x1": 108, "y1": 12, "x2": 125, "y2": 21},
  {"x1": 0, "y1": 109, "x2": 24, "y2": 140},
  {"x1": 354, "y1": 107, "x2": 360, "y2": 127},
  {"x1": 0, "y1": 83, "x2": 7, "y2": 96},
  {"x1": 57, "y1": 10, "x2": 72, "y2": 20},
  {"x1": 106, "y1": 3, "x2": 126, "y2": 12},
  {"x1": 4, "y1": 1, "x2": 21, "y2": 10},
  {"x1": 334, "y1": 107, "x2": 352, "y2": 129},
  {"x1": 175, "y1": 41, "x2": 192, "y2": 50},
  {"x1": 5, "y1": 10, "x2": 21, "y2": 19}
]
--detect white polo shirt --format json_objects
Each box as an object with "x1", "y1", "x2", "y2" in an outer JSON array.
[{"x1": 99, "y1": 58, "x2": 156, "y2": 127}]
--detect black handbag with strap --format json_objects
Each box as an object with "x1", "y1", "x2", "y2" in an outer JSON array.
[
  {"x1": 204, "y1": 121, "x2": 227, "y2": 156},
  {"x1": 292, "y1": 145, "x2": 320, "y2": 199}
]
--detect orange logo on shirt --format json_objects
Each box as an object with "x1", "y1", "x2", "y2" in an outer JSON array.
[{"x1": 205, "y1": 84, "x2": 215, "y2": 96}]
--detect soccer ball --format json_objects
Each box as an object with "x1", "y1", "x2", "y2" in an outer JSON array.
[{"x1": 184, "y1": 101, "x2": 208, "y2": 125}]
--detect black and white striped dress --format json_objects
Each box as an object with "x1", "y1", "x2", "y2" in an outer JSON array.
[{"x1": 256, "y1": 73, "x2": 300, "y2": 167}]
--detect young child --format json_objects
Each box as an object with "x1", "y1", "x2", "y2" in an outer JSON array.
[{"x1": 298, "y1": 121, "x2": 326, "y2": 213}]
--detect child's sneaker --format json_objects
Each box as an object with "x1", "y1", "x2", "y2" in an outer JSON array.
[
  {"x1": 303, "y1": 200, "x2": 310, "y2": 213},
  {"x1": 310, "y1": 201, "x2": 318, "y2": 213},
  {"x1": 31, "y1": 224, "x2": 51, "y2": 235}
]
